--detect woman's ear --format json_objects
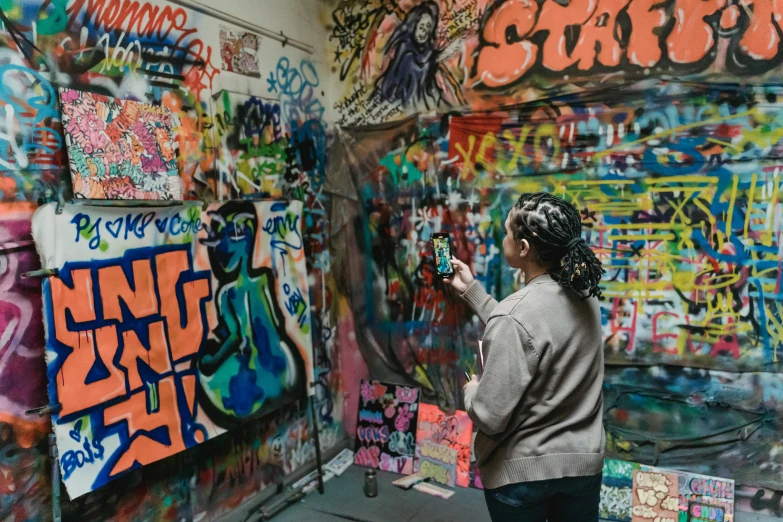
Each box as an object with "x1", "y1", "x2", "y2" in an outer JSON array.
[{"x1": 518, "y1": 238, "x2": 531, "y2": 259}]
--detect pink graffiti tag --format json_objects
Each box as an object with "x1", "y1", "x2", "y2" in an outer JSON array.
[
  {"x1": 394, "y1": 404, "x2": 414, "y2": 432},
  {"x1": 395, "y1": 386, "x2": 419, "y2": 404},
  {"x1": 379, "y1": 452, "x2": 410, "y2": 474},
  {"x1": 354, "y1": 446, "x2": 380, "y2": 468},
  {"x1": 383, "y1": 394, "x2": 396, "y2": 419},
  {"x1": 360, "y1": 381, "x2": 388, "y2": 405},
  {"x1": 357, "y1": 425, "x2": 390, "y2": 445},
  {"x1": 690, "y1": 478, "x2": 734, "y2": 498}
]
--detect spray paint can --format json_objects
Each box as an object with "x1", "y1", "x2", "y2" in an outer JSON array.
[{"x1": 364, "y1": 469, "x2": 378, "y2": 498}]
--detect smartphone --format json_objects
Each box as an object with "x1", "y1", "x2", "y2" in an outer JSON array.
[{"x1": 431, "y1": 233, "x2": 455, "y2": 278}]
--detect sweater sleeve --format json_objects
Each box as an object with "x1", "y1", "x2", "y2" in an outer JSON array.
[
  {"x1": 465, "y1": 315, "x2": 540, "y2": 436},
  {"x1": 460, "y1": 281, "x2": 499, "y2": 325}
]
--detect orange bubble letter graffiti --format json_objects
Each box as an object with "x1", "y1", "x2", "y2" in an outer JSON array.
[
  {"x1": 472, "y1": 0, "x2": 539, "y2": 88},
  {"x1": 667, "y1": 0, "x2": 726, "y2": 65},
  {"x1": 571, "y1": 0, "x2": 630, "y2": 70},
  {"x1": 156, "y1": 250, "x2": 210, "y2": 362},
  {"x1": 625, "y1": 0, "x2": 667, "y2": 68},
  {"x1": 535, "y1": 0, "x2": 597, "y2": 71},
  {"x1": 50, "y1": 271, "x2": 126, "y2": 417}
]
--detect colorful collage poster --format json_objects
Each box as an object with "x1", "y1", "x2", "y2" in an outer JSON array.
[
  {"x1": 59, "y1": 89, "x2": 180, "y2": 200},
  {"x1": 676, "y1": 470, "x2": 735, "y2": 522}
]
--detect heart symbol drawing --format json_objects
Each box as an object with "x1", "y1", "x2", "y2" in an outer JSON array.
[
  {"x1": 154, "y1": 217, "x2": 168, "y2": 234},
  {"x1": 69, "y1": 419, "x2": 83, "y2": 442},
  {"x1": 105, "y1": 217, "x2": 123, "y2": 238}
]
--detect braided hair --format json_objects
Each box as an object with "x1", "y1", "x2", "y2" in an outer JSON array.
[{"x1": 508, "y1": 192, "x2": 605, "y2": 299}]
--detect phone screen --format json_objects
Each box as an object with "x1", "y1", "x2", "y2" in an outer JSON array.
[{"x1": 432, "y1": 236, "x2": 454, "y2": 276}]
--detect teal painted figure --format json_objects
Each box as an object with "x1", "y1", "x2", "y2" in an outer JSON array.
[{"x1": 198, "y1": 201, "x2": 306, "y2": 426}]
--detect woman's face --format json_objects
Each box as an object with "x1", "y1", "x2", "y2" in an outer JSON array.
[{"x1": 415, "y1": 13, "x2": 434, "y2": 44}]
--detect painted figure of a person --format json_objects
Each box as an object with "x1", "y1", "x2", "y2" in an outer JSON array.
[
  {"x1": 374, "y1": 2, "x2": 464, "y2": 109},
  {"x1": 198, "y1": 201, "x2": 306, "y2": 425}
]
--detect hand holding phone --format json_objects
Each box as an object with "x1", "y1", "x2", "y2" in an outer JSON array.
[{"x1": 442, "y1": 257, "x2": 475, "y2": 295}]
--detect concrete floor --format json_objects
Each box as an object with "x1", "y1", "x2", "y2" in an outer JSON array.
[
  {"x1": 272, "y1": 465, "x2": 489, "y2": 522},
  {"x1": 238, "y1": 465, "x2": 782, "y2": 522},
  {"x1": 255, "y1": 465, "x2": 781, "y2": 522}
]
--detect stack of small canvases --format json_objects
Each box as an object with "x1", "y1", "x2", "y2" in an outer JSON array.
[
  {"x1": 354, "y1": 380, "x2": 736, "y2": 506},
  {"x1": 601, "y1": 458, "x2": 735, "y2": 522},
  {"x1": 354, "y1": 379, "x2": 476, "y2": 499}
]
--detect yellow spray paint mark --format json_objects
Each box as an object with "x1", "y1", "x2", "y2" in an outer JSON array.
[
  {"x1": 726, "y1": 175, "x2": 739, "y2": 240},
  {"x1": 744, "y1": 173, "x2": 758, "y2": 238}
]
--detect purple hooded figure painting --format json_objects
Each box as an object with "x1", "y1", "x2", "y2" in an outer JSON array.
[{"x1": 374, "y1": 2, "x2": 442, "y2": 109}]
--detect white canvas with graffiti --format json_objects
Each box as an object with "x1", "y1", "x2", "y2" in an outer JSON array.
[{"x1": 32, "y1": 200, "x2": 313, "y2": 498}]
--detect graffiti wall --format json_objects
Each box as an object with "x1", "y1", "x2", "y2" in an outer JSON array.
[
  {"x1": 0, "y1": 0, "x2": 340, "y2": 519},
  {"x1": 0, "y1": 203, "x2": 51, "y2": 521},
  {"x1": 444, "y1": 85, "x2": 783, "y2": 371},
  {"x1": 326, "y1": 0, "x2": 783, "y2": 125},
  {"x1": 0, "y1": 0, "x2": 330, "y2": 204},
  {"x1": 331, "y1": 77, "x2": 783, "y2": 488},
  {"x1": 187, "y1": 398, "x2": 327, "y2": 521},
  {"x1": 212, "y1": 90, "x2": 289, "y2": 199}
]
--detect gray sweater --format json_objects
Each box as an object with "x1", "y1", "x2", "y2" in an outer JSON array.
[{"x1": 461, "y1": 277, "x2": 605, "y2": 489}]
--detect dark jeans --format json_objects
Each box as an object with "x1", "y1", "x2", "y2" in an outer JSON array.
[{"x1": 483, "y1": 473, "x2": 602, "y2": 522}]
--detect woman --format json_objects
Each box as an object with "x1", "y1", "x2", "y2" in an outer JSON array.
[{"x1": 446, "y1": 193, "x2": 606, "y2": 522}]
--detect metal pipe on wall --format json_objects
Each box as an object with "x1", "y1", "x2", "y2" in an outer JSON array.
[{"x1": 167, "y1": 0, "x2": 315, "y2": 55}]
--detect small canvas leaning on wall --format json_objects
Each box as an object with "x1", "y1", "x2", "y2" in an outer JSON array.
[
  {"x1": 414, "y1": 403, "x2": 473, "y2": 488},
  {"x1": 31, "y1": 200, "x2": 313, "y2": 498},
  {"x1": 354, "y1": 380, "x2": 420, "y2": 474},
  {"x1": 59, "y1": 88, "x2": 181, "y2": 200}
]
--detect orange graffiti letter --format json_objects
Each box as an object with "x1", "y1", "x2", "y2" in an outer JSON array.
[
  {"x1": 571, "y1": 0, "x2": 630, "y2": 70},
  {"x1": 667, "y1": 0, "x2": 727, "y2": 64},
  {"x1": 51, "y1": 268, "x2": 95, "y2": 350},
  {"x1": 738, "y1": 0, "x2": 783, "y2": 62},
  {"x1": 51, "y1": 271, "x2": 126, "y2": 417},
  {"x1": 535, "y1": 0, "x2": 597, "y2": 71},
  {"x1": 155, "y1": 250, "x2": 210, "y2": 362},
  {"x1": 57, "y1": 325, "x2": 126, "y2": 417},
  {"x1": 119, "y1": 321, "x2": 173, "y2": 392},
  {"x1": 473, "y1": 0, "x2": 539, "y2": 88},
  {"x1": 103, "y1": 376, "x2": 186, "y2": 476},
  {"x1": 98, "y1": 259, "x2": 158, "y2": 321},
  {"x1": 625, "y1": 0, "x2": 667, "y2": 67}
]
